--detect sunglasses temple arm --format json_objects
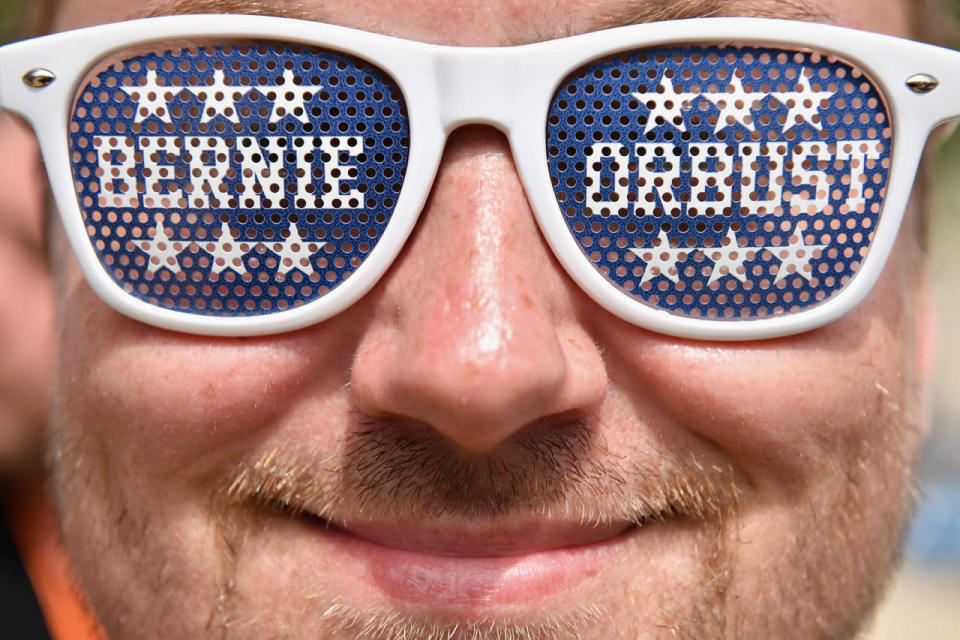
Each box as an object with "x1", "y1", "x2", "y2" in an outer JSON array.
[{"x1": 0, "y1": 46, "x2": 29, "y2": 119}]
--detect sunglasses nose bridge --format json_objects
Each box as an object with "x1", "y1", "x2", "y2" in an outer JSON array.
[{"x1": 434, "y1": 49, "x2": 519, "y2": 135}]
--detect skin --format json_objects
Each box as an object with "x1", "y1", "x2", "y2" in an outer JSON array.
[
  {"x1": 33, "y1": 0, "x2": 935, "y2": 638},
  {"x1": 0, "y1": 113, "x2": 53, "y2": 475}
]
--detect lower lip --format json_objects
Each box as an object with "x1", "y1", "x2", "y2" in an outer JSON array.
[{"x1": 311, "y1": 521, "x2": 635, "y2": 610}]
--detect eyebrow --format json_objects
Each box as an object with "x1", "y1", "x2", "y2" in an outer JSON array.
[
  {"x1": 143, "y1": 0, "x2": 318, "y2": 20},
  {"x1": 141, "y1": 0, "x2": 837, "y2": 40},
  {"x1": 588, "y1": 0, "x2": 835, "y2": 30}
]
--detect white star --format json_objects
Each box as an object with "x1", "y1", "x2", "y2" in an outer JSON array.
[
  {"x1": 703, "y1": 75, "x2": 765, "y2": 133},
  {"x1": 268, "y1": 222, "x2": 325, "y2": 275},
  {"x1": 122, "y1": 70, "x2": 173, "y2": 124},
  {"x1": 137, "y1": 220, "x2": 184, "y2": 274},
  {"x1": 188, "y1": 69, "x2": 251, "y2": 124},
  {"x1": 201, "y1": 222, "x2": 251, "y2": 275},
  {"x1": 630, "y1": 230, "x2": 689, "y2": 285},
  {"x1": 771, "y1": 71, "x2": 835, "y2": 132},
  {"x1": 268, "y1": 70, "x2": 322, "y2": 124},
  {"x1": 770, "y1": 224, "x2": 828, "y2": 284},
  {"x1": 705, "y1": 229, "x2": 751, "y2": 285},
  {"x1": 632, "y1": 75, "x2": 699, "y2": 134}
]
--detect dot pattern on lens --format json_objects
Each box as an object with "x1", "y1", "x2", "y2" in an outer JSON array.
[
  {"x1": 69, "y1": 42, "x2": 409, "y2": 317},
  {"x1": 547, "y1": 46, "x2": 891, "y2": 320}
]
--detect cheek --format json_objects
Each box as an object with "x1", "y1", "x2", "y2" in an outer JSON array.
[
  {"x1": 594, "y1": 263, "x2": 913, "y2": 490},
  {"x1": 648, "y1": 334, "x2": 899, "y2": 465},
  {"x1": 54, "y1": 278, "x2": 360, "y2": 482}
]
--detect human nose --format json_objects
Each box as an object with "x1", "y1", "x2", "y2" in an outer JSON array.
[{"x1": 349, "y1": 127, "x2": 607, "y2": 453}]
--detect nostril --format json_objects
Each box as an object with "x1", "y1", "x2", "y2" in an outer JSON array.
[{"x1": 347, "y1": 124, "x2": 606, "y2": 455}]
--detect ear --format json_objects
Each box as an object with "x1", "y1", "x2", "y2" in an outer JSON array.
[
  {"x1": 0, "y1": 112, "x2": 55, "y2": 474},
  {"x1": 0, "y1": 113, "x2": 45, "y2": 249}
]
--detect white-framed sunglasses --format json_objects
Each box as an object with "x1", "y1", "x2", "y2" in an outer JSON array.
[{"x1": 0, "y1": 14, "x2": 956, "y2": 339}]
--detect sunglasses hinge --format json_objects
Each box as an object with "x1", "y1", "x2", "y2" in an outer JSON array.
[
  {"x1": 22, "y1": 68, "x2": 56, "y2": 88},
  {"x1": 905, "y1": 73, "x2": 939, "y2": 94}
]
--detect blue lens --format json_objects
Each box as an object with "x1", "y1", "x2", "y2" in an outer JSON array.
[
  {"x1": 69, "y1": 42, "x2": 409, "y2": 317},
  {"x1": 547, "y1": 46, "x2": 891, "y2": 321}
]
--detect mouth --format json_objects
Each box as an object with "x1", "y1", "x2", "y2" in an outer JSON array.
[
  {"x1": 300, "y1": 512, "x2": 639, "y2": 610},
  {"x1": 217, "y1": 432, "x2": 737, "y2": 621}
]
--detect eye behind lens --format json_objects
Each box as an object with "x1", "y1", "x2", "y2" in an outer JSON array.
[
  {"x1": 547, "y1": 44, "x2": 890, "y2": 322},
  {"x1": 67, "y1": 40, "x2": 411, "y2": 318}
]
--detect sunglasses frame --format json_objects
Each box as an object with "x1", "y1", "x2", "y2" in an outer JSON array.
[{"x1": 0, "y1": 14, "x2": 957, "y2": 339}]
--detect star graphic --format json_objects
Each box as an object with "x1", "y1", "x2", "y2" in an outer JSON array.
[
  {"x1": 771, "y1": 71, "x2": 835, "y2": 132},
  {"x1": 770, "y1": 224, "x2": 828, "y2": 284},
  {"x1": 705, "y1": 229, "x2": 751, "y2": 285},
  {"x1": 268, "y1": 222, "x2": 325, "y2": 275},
  {"x1": 137, "y1": 220, "x2": 185, "y2": 274},
  {"x1": 188, "y1": 69, "x2": 251, "y2": 124},
  {"x1": 268, "y1": 70, "x2": 322, "y2": 124},
  {"x1": 703, "y1": 75, "x2": 765, "y2": 133},
  {"x1": 632, "y1": 75, "x2": 699, "y2": 134},
  {"x1": 201, "y1": 222, "x2": 251, "y2": 275},
  {"x1": 630, "y1": 230, "x2": 689, "y2": 285},
  {"x1": 122, "y1": 70, "x2": 174, "y2": 124}
]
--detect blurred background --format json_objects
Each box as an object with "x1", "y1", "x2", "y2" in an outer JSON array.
[{"x1": 0, "y1": 1, "x2": 958, "y2": 638}]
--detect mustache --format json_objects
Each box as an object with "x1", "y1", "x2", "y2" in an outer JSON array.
[{"x1": 216, "y1": 418, "x2": 741, "y2": 526}]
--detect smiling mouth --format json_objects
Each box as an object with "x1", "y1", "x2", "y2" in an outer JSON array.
[
  {"x1": 300, "y1": 512, "x2": 642, "y2": 609},
  {"x1": 309, "y1": 513, "x2": 637, "y2": 556},
  {"x1": 216, "y1": 427, "x2": 739, "y2": 615}
]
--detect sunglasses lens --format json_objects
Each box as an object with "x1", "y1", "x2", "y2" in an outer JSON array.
[
  {"x1": 547, "y1": 46, "x2": 891, "y2": 321},
  {"x1": 69, "y1": 42, "x2": 409, "y2": 317}
]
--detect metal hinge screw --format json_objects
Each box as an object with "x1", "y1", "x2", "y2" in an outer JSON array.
[
  {"x1": 22, "y1": 68, "x2": 56, "y2": 88},
  {"x1": 906, "y1": 73, "x2": 939, "y2": 94}
]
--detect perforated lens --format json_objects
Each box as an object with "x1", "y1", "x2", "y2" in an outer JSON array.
[
  {"x1": 69, "y1": 42, "x2": 409, "y2": 317},
  {"x1": 547, "y1": 46, "x2": 891, "y2": 321}
]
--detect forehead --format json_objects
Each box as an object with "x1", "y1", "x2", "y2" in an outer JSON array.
[{"x1": 52, "y1": 0, "x2": 912, "y2": 42}]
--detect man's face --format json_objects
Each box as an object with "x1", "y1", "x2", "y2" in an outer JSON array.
[{"x1": 46, "y1": 0, "x2": 930, "y2": 638}]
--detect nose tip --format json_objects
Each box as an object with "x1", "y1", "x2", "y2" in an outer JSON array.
[
  {"x1": 367, "y1": 281, "x2": 572, "y2": 452},
  {"x1": 349, "y1": 127, "x2": 606, "y2": 453}
]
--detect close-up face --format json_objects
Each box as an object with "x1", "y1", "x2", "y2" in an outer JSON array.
[{"x1": 36, "y1": 0, "x2": 934, "y2": 638}]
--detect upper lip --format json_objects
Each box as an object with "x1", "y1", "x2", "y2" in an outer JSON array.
[{"x1": 313, "y1": 516, "x2": 635, "y2": 557}]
